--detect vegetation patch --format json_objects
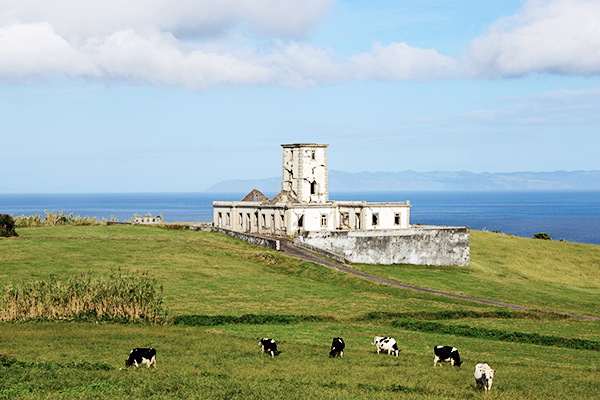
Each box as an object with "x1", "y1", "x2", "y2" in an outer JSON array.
[
  {"x1": 394, "y1": 319, "x2": 600, "y2": 351},
  {"x1": 171, "y1": 313, "x2": 334, "y2": 326},
  {"x1": 1, "y1": 353, "x2": 111, "y2": 370},
  {"x1": 0, "y1": 270, "x2": 166, "y2": 323},
  {"x1": 0, "y1": 214, "x2": 18, "y2": 238},
  {"x1": 12, "y1": 210, "x2": 120, "y2": 227},
  {"x1": 360, "y1": 309, "x2": 569, "y2": 321}
]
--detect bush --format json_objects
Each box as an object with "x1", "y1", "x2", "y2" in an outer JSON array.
[
  {"x1": 170, "y1": 314, "x2": 333, "y2": 326},
  {"x1": 12, "y1": 210, "x2": 118, "y2": 228},
  {"x1": 533, "y1": 232, "x2": 552, "y2": 240},
  {"x1": 0, "y1": 214, "x2": 18, "y2": 237},
  {"x1": 393, "y1": 319, "x2": 600, "y2": 351}
]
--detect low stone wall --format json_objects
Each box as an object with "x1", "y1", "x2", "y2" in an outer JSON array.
[
  {"x1": 299, "y1": 225, "x2": 470, "y2": 266},
  {"x1": 193, "y1": 224, "x2": 281, "y2": 251}
]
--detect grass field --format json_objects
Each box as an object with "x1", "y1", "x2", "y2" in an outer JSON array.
[{"x1": 1, "y1": 226, "x2": 599, "y2": 399}]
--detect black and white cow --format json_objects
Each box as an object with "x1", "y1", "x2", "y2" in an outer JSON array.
[
  {"x1": 259, "y1": 338, "x2": 282, "y2": 357},
  {"x1": 433, "y1": 346, "x2": 462, "y2": 367},
  {"x1": 371, "y1": 336, "x2": 400, "y2": 357},
  {"x1": 329, "y1": 337, "x2": 345, "y2": 358},
  {"x1": 125, "y1": 348, "x2": 156, "y2": 368},
  {"x1": 474, "y1": 363, "x2": 495, "y2": 391}
]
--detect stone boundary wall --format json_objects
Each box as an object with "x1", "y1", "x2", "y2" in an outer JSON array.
[
  {"x1": 300, "y1": 225, "x2": 470, "y2": 266},
  {"x1": 292, "y1": 238, "x2": 351, "y2": 265},
  {"x1": 190, "y1": 224, "x2": 281, "y2": 251}
]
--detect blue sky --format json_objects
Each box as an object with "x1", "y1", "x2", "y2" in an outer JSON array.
[{"x1": 1, "y1": 0, "x2": 600, "y2": 193}]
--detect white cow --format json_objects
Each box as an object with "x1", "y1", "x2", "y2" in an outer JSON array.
[
  {"x1": 474, "y1": 363, "x2": 495, "y2": 391},
  {"x1": 371, "y1": 336, "x2": 399, "y2": 357}
]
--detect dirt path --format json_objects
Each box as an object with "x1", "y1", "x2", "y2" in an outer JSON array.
[{"x1": 279, "y1": 240, "x2": 600, "y2": 322}]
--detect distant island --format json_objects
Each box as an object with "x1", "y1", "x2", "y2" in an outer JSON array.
[{"x1": 206, "y1": 170, "x2": 600, "y2": 192}]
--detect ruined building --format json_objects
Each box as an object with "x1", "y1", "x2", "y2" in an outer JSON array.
[{"x1": 213, "y1": 143, "x2": 470, "y2": 266}]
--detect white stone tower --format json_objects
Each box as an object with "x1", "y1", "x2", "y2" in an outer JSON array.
[{"x1": 281, "y1": 143, "x2": 329, "y2": 203}]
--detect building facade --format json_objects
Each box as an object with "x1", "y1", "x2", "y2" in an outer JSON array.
[{"x1": 213, "y1": 143, "x2": 411, "y2": 235}]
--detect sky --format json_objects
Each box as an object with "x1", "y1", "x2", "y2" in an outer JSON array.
[{"x1": 1, "y1": 0, "x2": 600, "y2": 193}]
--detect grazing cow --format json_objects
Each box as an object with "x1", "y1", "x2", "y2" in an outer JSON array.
[
  {"x1": 371, "y1": 336, "x2": 400, "y2": 357},
  {"x1": 329, "y1": 337, "x2": 345, "y2": 358},
  {"x1": 474, "y1": 363, "x2": 495, "y2": 391},
  {"x1": 259, "y1": 338, "x2": 281, "y2": 357},
  {"x1": 433, "y1": 346, "x2": 463, "y2": 367},
  {"x1": 125, "y1": 348, "x2": 156, "y2": 368}
]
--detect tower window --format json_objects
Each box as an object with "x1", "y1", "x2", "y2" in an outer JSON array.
[
  {"x1": 394, "y1": 213, "x2": 401, "y2": 225},
  {"x1": 372, "y1": 213, "x2": 379, "y2": 226},
  {"x1": 298, "y1": 215, "x2": 304, "y2": 228},
  {"x1": 310, "y1": 181, "x2": 316, "y2": 195},
  {"x1": 311, "y1": 150, "x2": 315, "y2": 160}
]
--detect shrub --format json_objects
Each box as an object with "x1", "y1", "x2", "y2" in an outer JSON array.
[
  {"x1": 13, "y1": 210, "x2": 109, "y2": 227},
  {"x1": 170, "y1": 314, "x2": 333, "y2": 326},
  {"x1": 533, "y1": 232, "x2": 552, "y2": 240},
  {"x1": 393, "y1": 319, "x2": 600, "y2": 351},
  {"x1": 0, "y1": 214, "x2": 18, "y2": 237}
]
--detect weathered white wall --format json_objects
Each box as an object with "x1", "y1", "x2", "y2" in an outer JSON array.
[
  {"x1": 300, "y1": 226, "x2": 470, "y2": 266},
  {"x1": 362, "y1": 204, "x2": 410, "y2": 229},
  {"x1": 282, "y1": 144, "x2": 328, "y2": 203}
]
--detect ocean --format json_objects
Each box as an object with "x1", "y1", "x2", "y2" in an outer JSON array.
[{"x1": 1, "y1": 191, "x2": 599, "y2": 245}]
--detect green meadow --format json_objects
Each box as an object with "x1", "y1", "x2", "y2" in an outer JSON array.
[{"x1": 1, "y1": 226, "x2": 599, "y2": 399}]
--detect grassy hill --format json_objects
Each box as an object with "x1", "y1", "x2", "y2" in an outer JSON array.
[{"x1": 1, "y1": 226, "x2": 599, "y2": 399}]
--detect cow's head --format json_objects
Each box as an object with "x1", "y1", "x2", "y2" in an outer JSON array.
[{"x1": 371, "y1": 336, "x2": 383, "y2": 345}]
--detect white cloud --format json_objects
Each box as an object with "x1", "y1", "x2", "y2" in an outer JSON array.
[
  {"x1": 349, "y1": 42, "x2": 458, "y2": 82},
  {"x1": 466, "y1": 0, "x2": 600, "y2": 77},
  {"x1": 412, "y1": 87, "x2": 600, "y2": 127},
  {"x1": 3, "y1": 0, "x2": 600, "y2": 89},
  {"x1": 0, "y1": 23, "x2": 97, "y2": 79},
  {"x1": 0, "y1": 0, "x2": 456, "y2": 89},
  {"x1": 0, "y1": 0, "x2": 333, "y2": 39}
]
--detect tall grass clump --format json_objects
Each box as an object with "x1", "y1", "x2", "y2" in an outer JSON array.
[
  {"x1": 0, "y1": 270, "x2": 166, "y2": 323},
  {"x1": 12, "y1": 210, "x2": 120, "y2": 227}
]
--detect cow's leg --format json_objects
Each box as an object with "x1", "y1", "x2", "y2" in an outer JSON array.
[{"x1": 340, "y1": 351, "x2": 343, "y2": 358}]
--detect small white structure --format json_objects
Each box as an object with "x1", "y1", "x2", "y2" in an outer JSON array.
[
  {"x1": 213, "y1": 143, "x2": 411, "y2": 235},
  {"x1": 134, "y1": 215, "x2": 163, "y2": 225}
]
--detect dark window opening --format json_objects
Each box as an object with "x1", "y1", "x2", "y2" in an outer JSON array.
[
  {"x1": 298, "y1": 215, "x2": 304, "y2": 228},
  {"x1": 310, "y1": 182, "x2": 316, "y2": 195},
  {"x1": 372, "y1": 213, "x2": 379, "y2": 226},
  {"x1": 394, "y1": 213, "x2": 401, "y2": 225}
]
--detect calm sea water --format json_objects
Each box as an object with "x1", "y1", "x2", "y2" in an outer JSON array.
[{"x1": 1, "y1": 191, "x2": 599, "y2": 245}]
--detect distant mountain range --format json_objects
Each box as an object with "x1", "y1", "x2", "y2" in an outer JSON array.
[{"x1": 206, "y1": 170, "x2": 600, "y2": 192}]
